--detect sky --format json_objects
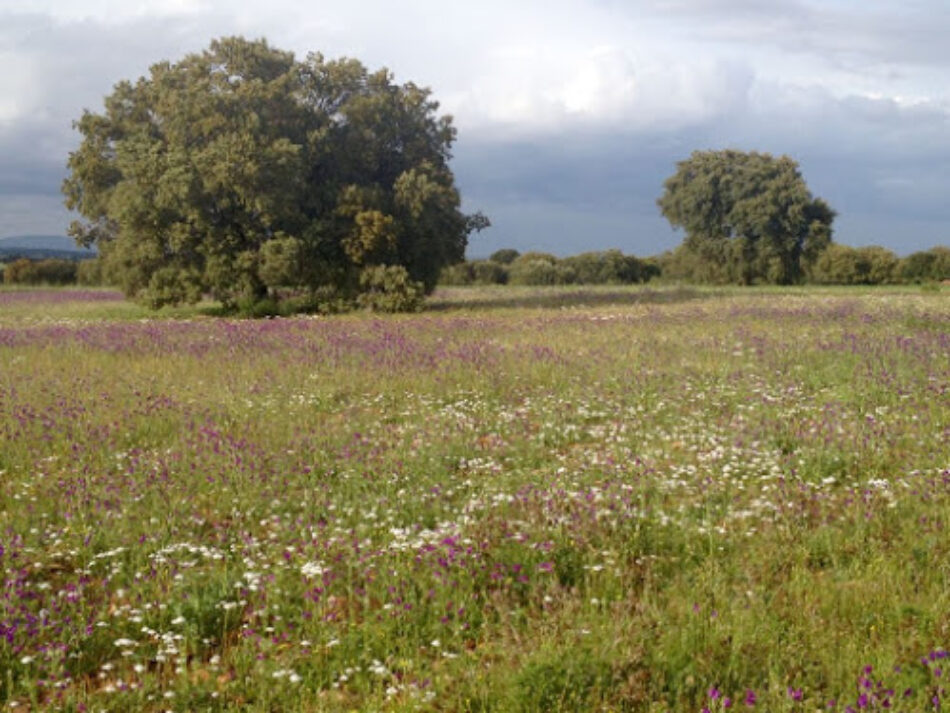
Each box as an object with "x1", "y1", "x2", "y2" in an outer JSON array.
[{"x1": 1, "y1": 0, "x2": 948, "y2": 257}]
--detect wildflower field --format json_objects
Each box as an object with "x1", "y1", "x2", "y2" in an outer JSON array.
[{"x1": 0, "y1": 286, "x2": 947, "y2": 712}]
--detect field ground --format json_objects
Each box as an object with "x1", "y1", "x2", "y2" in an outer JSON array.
[{"x1": 0, "y1": 285, "x2": 947, "y2": 711}]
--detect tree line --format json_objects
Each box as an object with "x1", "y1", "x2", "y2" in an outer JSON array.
[
  {"x1": 440, "y1": 249, "x2": 658, "y2": 287},
  {"x1": 3, "y1": 244, "x2": 947, "y2": 290},
  {"x1": 0, "y1": 257, "x2": 103, "y2": 286},
  {"x1": 437, "y1": 245, "x2": 949, "y2": 288}
]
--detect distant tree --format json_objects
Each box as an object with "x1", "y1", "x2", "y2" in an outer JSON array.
[
  {"x1": 438, "y1": 262, "x2": 476, "y2": 286},
  {"x1": 658, "y1": 150, "x2": 835, "y2": 284},
  {"x1": 76, "y1": 258, "x2": 108, "y2": 286},
  {"x1": 2, "y1": 258, "x2": 78, "y2": 285},
  {"x1": 561, "y1": 250, "x2": 646, "y2": 284},
  {"x1": 809, "y1": 244, "x2": 859, "y2": 284},
  {"x1": 512, "y1": 252, "x2": 558, "y2": 266},
  {"x1": 438, "y1": 259, "x2": 508, "y2": 286},
  {"x1": 440, "y1": 250, "x2": 654, "y2": 288},
  {"x1": 858, "y1": 246, "x2": 900, "y2": 285},
  {"x1": 640, "y1": 256, "x2": 662, "y2": 282},
  {"x1": 652, "y1": 247, "x2": 697, "y2": 283},
  {"x1": 489, "y1": 248, "x2": 520, "y2": 265},
  {"x1": 900, "y1": 246, "x2": 950, "y2": 283},
  {"x1": 508, "y1": 258, "x2": 559, "y2": 286},
  {"x1": 63, "y1": 36, "x2": 487, "y2": 311},
  {"x1": 471, "y1": 260, "x2": 508, "y2": 285},
  {"x1": 809, "y1": 244, "x2": 899, "y2": 285}
]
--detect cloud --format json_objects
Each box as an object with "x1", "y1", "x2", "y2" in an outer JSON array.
[
  {"x1": 0, "y1": 194, "x2": 73, "y2": 237},
  {"x1": 0, "y1": 0, "x2": 947, "y2": 255},
  {"x1": 448, "y1": 45, "x2": 755, "y2": 138},
  {"x1": 633, "y1": 0, "x2": 950, "y2": 69}
]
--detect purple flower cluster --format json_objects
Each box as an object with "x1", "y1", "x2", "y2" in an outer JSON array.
[{"x1": 705, "y1": 654, "x2": 949, "y2": 711}]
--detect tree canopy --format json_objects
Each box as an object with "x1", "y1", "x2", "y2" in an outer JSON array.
[
  {"x1": 63, "y1": 37, "x2": 487, "y2": 310},
  {"x1": 657, "y1": 150, "x2": 834, "y2": 284}
]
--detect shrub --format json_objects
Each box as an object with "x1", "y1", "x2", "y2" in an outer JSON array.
[
  {"x1": 471, "y1": 260, "x2": 509, "y2": 285},
  {"x1": 356, "y1": 264, "x2": 425, "y2": 312},
  {"x1": 76, "y1": 258, "x2": 107, "y2": 286},
  {"x1": 653, "y1": 246, "x2": 710, "y2": 284},
  {"x1": 236, "y1": 296, "x2": 281, "y2": 318},
  {"x1": 508, "y1": 258, "x2": 559, "y2": 286},
  {"x1": 900, "y1": 246, "x2": 950, "y2": 283},
  {"x1": 858, "y1": 246, "x2": 900, "y2": 284},
  {"x1": 561, "y1": 250, "x2": 647, "y2": 284},
  {"x1": 2, "y1": 258, "x2": 78, "y2": 285},
  {"x1": 809, "y1": 244, "x2": 899, "y2": 285},
  {"x1": 439, "y1": 262, "x2": 475, "y2": 286},
  {"x1": 144, "y1": 266, "x2": 204, "y2": 308}
]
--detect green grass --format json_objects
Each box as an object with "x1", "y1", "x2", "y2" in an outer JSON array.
[{"x1": 0, "y1": 285, "x2": 947, "y2": 711}]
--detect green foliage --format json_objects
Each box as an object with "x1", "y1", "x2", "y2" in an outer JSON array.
[
  {"x1": 75, "y1": 258, "x2": 109, "y2": 286},
  {"x1": 658, "y1": 150, "x2": 835, "y2": 284},
  {"x1": 859, "y1": 246, "x2": 900, "y2": 284},
  {"x1": 900, "y1": 246, "x2": 950, "y2": 283},
  {"x1": 489, "y1": 248, "x2": 520, "y2": 265},
  {"x1": 1, "y1": 258, "x2": 78, "y2": 285},
  {"x1": 508, "y1": 258, "x2": 561, "y2": 286},
  {"x1": 560, "y1": 249, "x2": 647, "y2": 284},
  {"x1": 63, "y1": 36, "x2": 487, "y2": 311},
  {"x1": 506, "y1": 252, "x2": 565, "y2": 286},
  {"x1": 440, "y1": 250, "x2": 654, "y2": 287},
  {"x1": 146, "y1": 266, "x2": 204, "y2": 308},
  {"x1": 355, "y1": 264, "x2": 425, "y2": 312},
  {"x1": 472, "y1": 260, "x2": 509, "y2": 285},
  {"x1": 439, "y1": 259, "x2": 510, "y2": 286},
  {"x1": 236, "y1": 295, "x2": 281, "y2": 318},
  {"x1": 257, "y1": 234, "x2": 305, "y2": 288},
  {"x1": 809, "y1": 244, "x2": 900, "y2": 285},
  {"x1": 512, "y1": 251, "x2": 558, "y2": 265},
  {"x1": 513, "y1": 650, "x2": 617, "y2": 712},
  {"x1": 438, "y1": 262, "x2": 476, "y2": 286}
]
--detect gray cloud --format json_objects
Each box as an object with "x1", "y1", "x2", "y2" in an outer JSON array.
[
  {"x1": 0, "y1": 194, "x2": 73, "y2": 237},
  {"x1": 633, "y1": 0, "x2": 950, "y2": 69},
  {"x1": 0, "y1": 1, "x2": 947, "y2": 257}
]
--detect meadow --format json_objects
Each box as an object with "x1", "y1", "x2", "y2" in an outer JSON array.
[{"x1": 0, "y1": 285, "x2": 947, "y2": 712}]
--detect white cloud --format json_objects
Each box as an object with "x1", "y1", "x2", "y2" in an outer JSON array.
[
  {"x1": 0, "y1": 50, "x2": 38, "y2": 122},
  {"x1": 444, "y1": 44, "x2": 755, "y2": 138},
  {"x1": 4, "y1": 0, "x2": 948, "y2": 137}
]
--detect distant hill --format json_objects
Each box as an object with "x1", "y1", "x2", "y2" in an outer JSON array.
[
  {"x1": 0, "y1": 235, "x2": 96, "y2": 261},
  {"x1": 0, "y1": 235, "x2": 95, "y2": 252}
]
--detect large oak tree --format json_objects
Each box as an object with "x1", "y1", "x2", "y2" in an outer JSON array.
[
  {"x1": 63, "y1": 37, "x2": 487, "y2": 309},
  {"x1": 658, "y1": 150, "x2": 834, "y2": 284}
]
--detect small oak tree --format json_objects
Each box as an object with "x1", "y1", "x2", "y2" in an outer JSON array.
[{"x1": 63, "y1": 37, "x2": 487, "y2": 310}]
